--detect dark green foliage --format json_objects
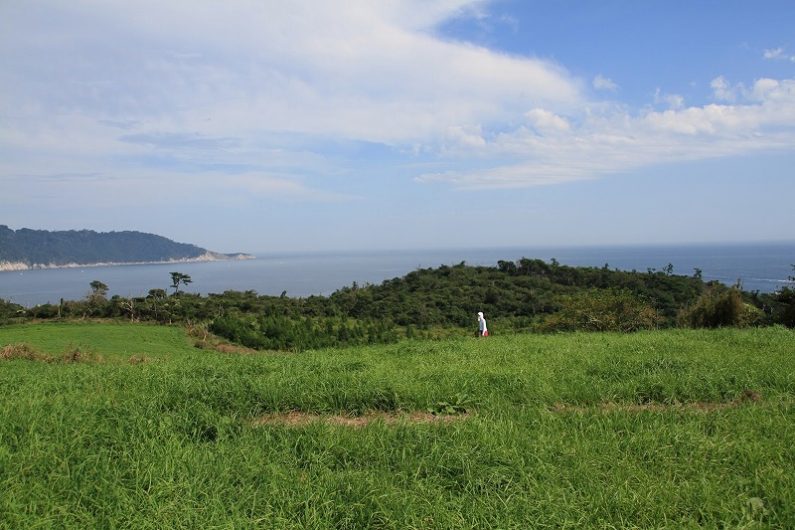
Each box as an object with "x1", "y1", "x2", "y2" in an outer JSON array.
[
  {"x1": 89, "y1": 280, "x2": 108, "y2": 297},
  {"x1": 323, "y1": 258, "x2": 703, "y2": 330},
  {"x1": 0, "y1": 225, "x2": 208, "y2": 265},
  {"x1": 192, "y1": 259, "x2": 716, "y2": 347},
  {"x1": 209, "y1": 313, "x2": 399, "y2": 351},
  {"x1": 745, "y1": 266, "x2": 795, "y2": 328},
  {"x1": 209, "y1": 315, "x2": 266, "y2": 349},
  {"x1": 770, "y1": 287, "x2": 795, "y2": 328},
  {"x1": 775, "y1": 265, "x2": 795, "y2": 327},
  {"x1": 0, "y1": 298, "x2": 25, "y2": 325},
  {"x1": 13, "y1": 258, "x2": 719, "y2": 349},
  {"x1": 86, "y1": 280, "x2": 110, "y2": 315},
  {"x1": 169, "y1": 271, "x2": 193, "y2": 294},
  {"x1": 26, "y1": 303, "x2": 60, "y2": 319}
]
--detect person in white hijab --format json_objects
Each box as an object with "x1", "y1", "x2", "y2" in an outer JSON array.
[{"x1": 477, "y1": 311, "x2": 488, "y2": 337}]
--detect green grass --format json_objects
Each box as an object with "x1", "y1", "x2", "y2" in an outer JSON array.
[
  {"x1": 1, "y1": 322, "x2": 794, "y2": 528},
  {"x1": 0, "y1": 321, "x2": 197, "y2": 360}
]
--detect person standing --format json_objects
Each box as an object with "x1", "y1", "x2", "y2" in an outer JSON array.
[{"x1": 477, "y1": 311, "x2": 488, "y2": 337}]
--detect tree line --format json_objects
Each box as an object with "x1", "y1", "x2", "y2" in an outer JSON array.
[
  {"x1": 0, "y1": 225, "x2": 208, "y2": 266},
  {"x1": 2, "y1": 260, "x2": 793, "y2": 351}
]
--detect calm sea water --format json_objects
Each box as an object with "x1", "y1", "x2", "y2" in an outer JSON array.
[{"x1": 1, "y1": 243, "x2": 793, "y2": 307}]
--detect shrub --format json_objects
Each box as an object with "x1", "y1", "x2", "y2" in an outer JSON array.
[
  {"x1": 677, "y1": 287, "x2": 744, "y2": 328},
  {"x1": 0, "y1": 298, "x2": 25, "y2": 324},
  {"x1": 536, "y1": 290, "x2": 660, "y2": 333},
  {"x1": 209, "y1": 315, "x2": 266, "y2": 349},
  {"x1": 771, "y1": 287, "x2": 795, "y2": 328}
]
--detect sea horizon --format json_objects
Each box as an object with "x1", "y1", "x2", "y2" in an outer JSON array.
[
  {"x1": 249, "y1": 239, "x2": 795, "y2": 257},
  {"x1": 1, "y1": 241, "x2": 793, "y2": 307}
]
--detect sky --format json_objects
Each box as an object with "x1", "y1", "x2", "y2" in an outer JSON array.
[{"x1": 1, "y1": 0, "x2": 794, "y2": 253}]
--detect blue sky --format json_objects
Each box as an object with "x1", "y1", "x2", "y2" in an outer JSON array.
[{"x1": 1, "y1": 0, "x2": 794, "y2": 253}]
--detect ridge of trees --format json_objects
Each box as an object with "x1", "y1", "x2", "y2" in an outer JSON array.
[
  {"x1": 2, "y1": 259, "x2": 793, "y2": 350},
  {"x1": 0, "y1": 225, "x2": 209, "y2": 266}
]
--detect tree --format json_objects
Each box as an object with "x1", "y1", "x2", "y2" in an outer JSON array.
[
  {"x1": 119, "y1": 298, "x2": 136, "y2": 322},
  {"x1": 148, "y1": 288, "x2": 167, "y2": 299},
  {"x1": 145, "y1": 289, "x2": 168, "y2": 322},
  {"x1": 773, "y1": 287, "x2": 795, "y2": 327},
  {"x1": 768, "y1": 265, "x2": 795, "y2": 328},
  {"x1": 170, "y1": 272, "x2": 192, "y2": 294},
  {"x1": 89, "y1": 280, "x2": 108, "y2": 298},
  {"x1": 497, "y1": 260, "x2": 517, "y2": 274},
  {"x1": 86, "y1": 280, "x2": 109, "y2": 313}
]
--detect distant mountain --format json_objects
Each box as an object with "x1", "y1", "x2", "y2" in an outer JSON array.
[{"x1": 0, "y1": 225, "x2": 254, "y2": 271}]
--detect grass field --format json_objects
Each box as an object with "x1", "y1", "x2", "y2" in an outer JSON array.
[{"x1": 1, "y1": 322, "x2": 794, "y2": 528}]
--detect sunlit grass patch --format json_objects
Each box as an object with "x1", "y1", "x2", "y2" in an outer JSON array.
[{"x1": 0, "y1": 321, "x2": 197, "y2": 360}]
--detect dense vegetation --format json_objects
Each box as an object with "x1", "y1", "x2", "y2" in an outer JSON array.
[
  {"x1": 1, "y1": 323, "x2": 793, "y2": 527},
  {"x1": 3, "y1": 259, "x2": 793, "y2": 351},
  {"x1": 0, "y1": 225, "x2": 234, "y2": 266}
]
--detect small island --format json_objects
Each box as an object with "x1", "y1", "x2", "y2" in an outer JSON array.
[{"x1": 0, "y1": 225, "x2": 254, "y2": 271}]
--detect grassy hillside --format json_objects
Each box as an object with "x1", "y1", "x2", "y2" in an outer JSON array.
[{"x1": 1, "y1": 323, "x2": 794, "y2": 528}]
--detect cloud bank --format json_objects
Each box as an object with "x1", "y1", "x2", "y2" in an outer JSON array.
[
  {"x1": 422, "y1": 77, "x2": 795, "y2": 188},
  {"x1": 1, "y1": 0, "x2": 795, "y2": 201}
]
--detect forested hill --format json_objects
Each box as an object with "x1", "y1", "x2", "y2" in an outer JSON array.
[
  {"x1": 4, "y1": 256, "x2": 793, "y2": 349},
  {"x1": 0, "y1": 225, "x2": 251, "y2": 269}
]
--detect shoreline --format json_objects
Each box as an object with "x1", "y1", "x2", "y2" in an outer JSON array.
[{"x1": 0, "y1": 252, "x2": 255, "y2": 273}]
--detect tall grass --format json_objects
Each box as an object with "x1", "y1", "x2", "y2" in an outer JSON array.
[{"x1": 1, "y1": 323, "x2": 794, "y2": 528}]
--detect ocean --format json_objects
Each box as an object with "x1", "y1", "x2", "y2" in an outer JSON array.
[{"x1": 1, "y1": 243, "x2": 793, "y2": 307}]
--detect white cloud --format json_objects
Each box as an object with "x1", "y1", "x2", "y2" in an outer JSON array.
[
  {"x1": 0, "y1": 0, "x2": 580, "y2": 143},
  {"x1": 750, "y1": 78, "x2": 781, "y2": 101},
  {"x1": 709, "y1": 76, "x2": 787, "y2": 104},
  {"x1": 0, "y1": 0, "x2": 588, "y2": 204},
  {"x1": 421, "y1": 77, "x2": 795, "y2": 188},
  {"x1": 763, "y1": 47, "x2": 795, "y2": 61},
  {"x1": 525, "y1": 108, "x2": 570, "y2": 132},
  {"x1": 654, "y1": 89, "x2": 685, "y2": 109},
  {"x1": 446, "y1": 125, "x2": 487, "y2": 148},
  {"x1": 711, "y1": 76, "x2": 738, "y2": 102},
  {"x1": 1, "y1": 1, "x2": 795, "y2": 201},
  {"x1": 764, "y1": 47, "x2": 785, "y2": 60},
  {"x1": 593, "y1": 74, "x2": 618, "y2": 91},
  {"x1": 0, "y1": 0, "x2": 591, "y2": 209}
]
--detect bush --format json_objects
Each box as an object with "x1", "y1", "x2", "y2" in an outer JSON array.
[
  {"x1": 0, "y1": 298, "x2": 25, "y2": 324},
  {"x1": 677, "y1": 287, "x2": 745, "y2": 328},
  {"x1": 771, "y1": 287, "x2": 795, "y2": 328},
  {"x1": 209, "y1": 315, "x2": 266, "y2": 349},
  {"x1": 27, "y1": 303, "x2": 60, "y2": 319},
  {"x1": 536, "y1": 290, "x2": 660, "y2": 333}
]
